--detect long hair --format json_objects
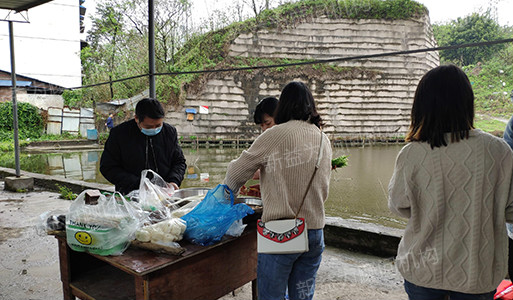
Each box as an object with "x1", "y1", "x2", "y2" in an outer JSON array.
[
  {"x1": 406, "y1": 65, "x2": 474, "y2": 148},
  {"x1": 274, "y1": 81, "x2": 323, "y2": 128}
]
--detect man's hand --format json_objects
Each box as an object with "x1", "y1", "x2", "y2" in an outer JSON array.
[{"x1": 169, "y1": 182, "x2": 179, "y2": 190}]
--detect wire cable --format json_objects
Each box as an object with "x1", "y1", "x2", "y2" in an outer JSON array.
[{"x1": 69, "y1": 38, "x2": 513, "y2": 90}]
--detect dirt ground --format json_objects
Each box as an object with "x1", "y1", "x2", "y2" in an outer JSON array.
[{"x1": 0, "y1": 182, "x2": 407, "y2": 300}]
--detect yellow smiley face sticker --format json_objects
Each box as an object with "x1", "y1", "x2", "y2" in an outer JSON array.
[{"x1": 75, "y1": 231, "x2": 92, "y2": 245}]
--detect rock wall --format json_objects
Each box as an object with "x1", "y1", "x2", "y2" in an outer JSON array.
[{"x1": 166, "y1": 15, "x2": 439, "y2": 140}]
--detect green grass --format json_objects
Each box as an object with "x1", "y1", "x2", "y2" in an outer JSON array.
[{"x1": 474, "y1": 115, "x2": 508, "y2": 134}]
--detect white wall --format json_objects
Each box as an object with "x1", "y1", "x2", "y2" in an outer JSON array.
[
  {"x1": 17, "y1": 93, "x2": 64, "y2": 110},
  {"x1": 0, "y1": 0, "x2": 82, "y2": 88}
]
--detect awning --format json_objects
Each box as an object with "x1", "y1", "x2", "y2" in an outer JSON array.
[{"x1": 0, "y1": 0, "x2": 53, "y2": 12}]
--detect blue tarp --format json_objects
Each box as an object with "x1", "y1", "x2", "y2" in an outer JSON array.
[{"x1": 0, "y1": 80, "x2": 31, "y2": 87}]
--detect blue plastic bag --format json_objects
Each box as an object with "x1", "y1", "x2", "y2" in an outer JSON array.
[{"x1": 181, "y1": 184, "x2": 254, "y2": 246}]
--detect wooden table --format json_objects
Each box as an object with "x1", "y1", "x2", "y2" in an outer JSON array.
[{"x1": 55, "y1": 227, "x2": 257, "y2": 300}]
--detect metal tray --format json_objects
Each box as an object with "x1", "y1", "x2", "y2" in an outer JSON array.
[
  {"x1": 172, "y1": 188, "x2": 210, "y2": 199},
  {"x1": 236, "y1": 197, "x2": 262, "y2": 207}
]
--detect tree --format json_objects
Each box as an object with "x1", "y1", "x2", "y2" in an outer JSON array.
[
  {"x1": 433, "y1": 12, "x2": 508, "y2": 66},
  {"x1": 87, "y1": 1, "x2": 127, "y2": 99},
  {"x1": 123, "y1": 0, "x2": 192, "y2": 68},
  {"x1": 81, "y1": 0, "x2": 192, "y2": 103}
]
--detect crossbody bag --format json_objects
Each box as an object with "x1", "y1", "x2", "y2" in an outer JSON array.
[{"x1": 257, "y1": 131, "x2": 324, "y2": 254}]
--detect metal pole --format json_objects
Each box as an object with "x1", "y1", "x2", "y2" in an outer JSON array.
[
  {"x1": 9, "y1": 21, "x2": 21, "y2": 177},
  {"x1": 148, "y1": 0, "x2": 156, "y2": 98}
]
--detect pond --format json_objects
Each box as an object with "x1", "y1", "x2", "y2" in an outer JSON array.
[{"x1": 0, "y1": 144, "x2": 407, "y2": 228}]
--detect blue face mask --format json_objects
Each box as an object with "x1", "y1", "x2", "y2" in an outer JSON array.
[{"x1": 141, "y1": 126, "x2": 162, "y2": 136}]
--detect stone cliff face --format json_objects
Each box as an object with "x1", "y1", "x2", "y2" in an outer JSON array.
[{"x1": 167, "y1": 14, "x2": 439, "y2": 140}]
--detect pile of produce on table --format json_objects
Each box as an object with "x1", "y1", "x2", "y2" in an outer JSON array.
[{"x1": 38, "y1": 171, "x2": 255, "y2": 256}]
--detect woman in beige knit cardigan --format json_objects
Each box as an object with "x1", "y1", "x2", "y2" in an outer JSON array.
[
  {"x1": 224, "y1": 81, "x2": 332, "y2": 300},
  {"x1": 388, "y1": 65, "x2": 513, "y2": 300}
]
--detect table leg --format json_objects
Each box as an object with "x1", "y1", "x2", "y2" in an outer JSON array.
[
  {"x1": 252, "y1": 279, "x2": 257, "y2": 300},
  {"x1": 134, "y1": 275, "x2": 149, "y2": 300},
  {"x1": 56, "y1": 237, "x2": 75, "y2": 300}
]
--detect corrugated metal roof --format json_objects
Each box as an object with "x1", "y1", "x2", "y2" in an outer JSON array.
[{"x1": 0, "y1": 0, "x2": 53, "y2": 12}]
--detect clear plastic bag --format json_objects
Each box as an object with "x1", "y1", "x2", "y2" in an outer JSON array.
[
  {"x1": 35, "y1": 210, "x2": 67, "y2": 236},
  {"x1": 135, "y1": 218, "x2": 187, "y2": 243},
  {"x1": 66, "y1": 190, "x2": 142, "y2": 256},
  {"x1": 225, "y1": 219, "x2": 247, "y2": 237},
  {"x1": 170, "y1": 198, "x2": 202, "y2": 218},
  {"x1": 181, "y1": 184, "x2": 254, "y2": 246},
  {"x1": 138, "y1": 169, "x2": 175, "y2": 211}
]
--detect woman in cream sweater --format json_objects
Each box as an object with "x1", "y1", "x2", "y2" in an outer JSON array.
[
  {"x1": 224, "y1": 81, "x2": 332, "y2": 300},
  {"x1": 388, "y1": 65, "x2": 513, "y2": 299}
]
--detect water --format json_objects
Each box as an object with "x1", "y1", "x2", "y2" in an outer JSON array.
[
  {"x1": 0, "y1": 144, "x2": 407, "y2": 228},
  {"x1": 328, "y1": 145, "x2": 406, "y2": 228}
]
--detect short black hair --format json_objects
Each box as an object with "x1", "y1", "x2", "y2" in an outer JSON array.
[
  {"x1": 254, "y1": 97, "x2": 278, "y2": 124},
  {"x1": 406, "y1": 65, "x2": 474, "y2": 148},
  {"x1": 274, "y1": 81, "x2": 322, "y2": 128},
  {"x1": 135, "y1": 98, "x2": 165, "y2": 122}
]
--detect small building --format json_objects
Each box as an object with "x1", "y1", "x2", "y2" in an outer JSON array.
[{"x1": 0, "y1": 69, "x2": 64, "y2": 110}]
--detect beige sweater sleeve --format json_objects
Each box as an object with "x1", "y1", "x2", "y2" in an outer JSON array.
[
  {"x1": 388, "y1": 144, "x2": 412, "y2": 219},
  {"x1": 224, "y1": 126, "x2": 285, "y2": 194}
]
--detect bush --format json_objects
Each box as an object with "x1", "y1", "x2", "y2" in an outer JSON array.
[
  {"x1": 0, "y1": 102, "x2": 44, "y2": 140},
  {"x1": 433, "y1": 12, "x2": 510, "y2": 66},
  {"x1": 62, "y1": 89, "x2": 86, "y2": 108}
]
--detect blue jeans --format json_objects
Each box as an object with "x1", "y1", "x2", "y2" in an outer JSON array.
[
  {"x1": 257, "y1": 229, "x2": 324, "y2": 300},
  {"x1": 404, "y1": 280, "x2": 496, "y2": 300}
]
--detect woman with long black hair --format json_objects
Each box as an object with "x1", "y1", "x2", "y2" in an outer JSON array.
[{"x1": 224, "y1": 81, "x2": 332, "y2": 300}]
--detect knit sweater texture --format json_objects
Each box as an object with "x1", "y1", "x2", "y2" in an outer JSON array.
[
  {"x1": 224, "y1": 120, "x2": 332, "y2": 229},
  {"x1": 388, "y1": 129, "x2": 513, "y2": 294}
]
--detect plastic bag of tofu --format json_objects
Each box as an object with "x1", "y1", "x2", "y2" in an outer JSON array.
[{"x1": 66, "y1": 190, "x2": 142, "y2": 256}]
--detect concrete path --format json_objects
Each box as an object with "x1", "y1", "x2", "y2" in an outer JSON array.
[{"x1": 0, "y1": 182, "x2": 407, "y2": 300}]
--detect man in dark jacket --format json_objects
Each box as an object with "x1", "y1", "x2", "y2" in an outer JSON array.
[{"x1": 100, "y1": 98, "x2": 186, "y2": 194}]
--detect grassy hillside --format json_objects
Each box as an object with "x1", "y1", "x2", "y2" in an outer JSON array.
[{"x1": 464, "y1": 43, "x2": 513, "y2": 118}]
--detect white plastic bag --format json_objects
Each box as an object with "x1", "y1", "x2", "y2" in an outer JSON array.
[{"x1": 66, "y1": 191, "x2": 142, "y2": 256}]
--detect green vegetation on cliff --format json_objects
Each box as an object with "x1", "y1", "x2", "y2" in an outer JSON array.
[
  {"x1": 80, "y1": 0, "x2": 427, "y2": 105},
  {"x1": 166, "y1": 0, "x2": 427, "y2": 104}
]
